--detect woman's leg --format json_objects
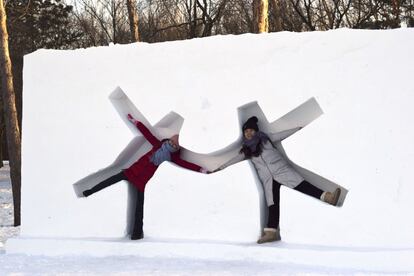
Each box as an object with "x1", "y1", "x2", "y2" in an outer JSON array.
[
  {"x1": 258, "y1": 180, "x2": 282, "y2": 243},
  {"x1": 267, "y1": 180, "x2": 281, "y2": 229},
  {"x1": 131, "y1": 189, "x2": 145, "y2": 240},
  {"x1": 83, "y1": 171, "x2": 127, "y2": 197},
  {"x1": 294, "y1": 180, "x2": 340, "y2": 205},
  {"x1": 294, "y1": 180, "x2": 324, "y2": 199}
]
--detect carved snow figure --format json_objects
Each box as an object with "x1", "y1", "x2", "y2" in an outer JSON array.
[
  {"x1": 74, "y1": 87, "x2": 347, "y2": 241},
  {"x1": 73, "y1": 88, "x2": 210, "y2": 240},
  {"x1": 215, "y1": 114, "x2": 345, "y2": 244},
  {"x1": 82, "y1": 113, "x2": 208, "y2": 240}
]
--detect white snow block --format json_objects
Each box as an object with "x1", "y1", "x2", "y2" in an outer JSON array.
[
  {"x1": 73, "y1": 88, "x2": 347, "y2": 237},
  {"x1": 18, "y1": 30, "x2": 414, "y2": 248}
]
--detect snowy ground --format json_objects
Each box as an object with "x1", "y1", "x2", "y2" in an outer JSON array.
[
  {"x1": 1, "y1": 252, "x2": 410, "y2": 275},
  {"x1": 1, "y1": 163, "x2": 413, "y2": 276},
  {"x1": 0, "y1": 162, "x2": 19, "y2": 252},
  {"x1": 2, "y1": 163, "x2": 413, "y2": 275}
]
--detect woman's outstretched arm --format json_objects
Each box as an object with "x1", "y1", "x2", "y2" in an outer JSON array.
[
  {"x1": 171, "y1": 154, "x2": 208, "y2": 173},
  {"x1": 214, "y1": 152, "x2": 245, "y2": 172},
  {"x1": 127, "y1": 114, "x2": 160, "y2": 146}
]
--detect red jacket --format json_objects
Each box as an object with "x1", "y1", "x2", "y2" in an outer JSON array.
[{"x1": 123, "y1": 121, "x2": 202, "y2": 192}]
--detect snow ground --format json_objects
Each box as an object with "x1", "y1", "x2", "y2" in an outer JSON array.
[
  {"x1": 0, "y1": 162, "x2": 13, "y2": 227},
  {"x1": 0, "y1": 162, "x2": 19, "y2": 252},
  {"x1": 2, "y1": 237, "x2": 414, "y2": 274},
  {"x1": 0, "y1": 252, "x2": 410, "y2": 275},
  {"x1": 1, "y1": 163, "x2": 413, "y2": 275}
]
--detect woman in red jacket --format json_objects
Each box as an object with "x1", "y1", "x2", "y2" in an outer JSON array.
[{"x1": 83, "y1": 114, "x2": 208, "y2": 240}]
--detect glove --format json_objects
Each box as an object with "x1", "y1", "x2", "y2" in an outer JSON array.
[{"x1": 127, "y1": 114, "x2": 138, "y2": 124}]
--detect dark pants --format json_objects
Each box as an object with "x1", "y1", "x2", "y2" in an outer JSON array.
[
  {"x1": 84, "y1": 171, "x2": 145, "y2": 237},
  {"x1": 267, "y1": 180, "x2": 324, "y2": 229},
  {"x1": 84, "y1": 171, "x2": 128, "y2": 195},
  {"x1": 132, "y1": 188, "x2": 145, "y2": 238}
]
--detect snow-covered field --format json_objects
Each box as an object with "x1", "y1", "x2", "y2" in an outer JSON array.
[
  {"x1": 1, "y1": 28, "x2": 414, "y2": 275},
  {"x1": 0, "y1": 163, "x2": 19, "y2": 252}
]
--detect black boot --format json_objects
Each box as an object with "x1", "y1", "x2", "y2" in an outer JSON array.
[
  {"x1": 130, "y1": 189, "x2": 145, "y2": 240},
  {"x1": 131, "y1": 231, "x2": 143, "y2": 240}
]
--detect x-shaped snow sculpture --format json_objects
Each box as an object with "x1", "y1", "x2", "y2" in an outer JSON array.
[{"x1": 73, "y1": 87, "x2": 347, "y2": 235}]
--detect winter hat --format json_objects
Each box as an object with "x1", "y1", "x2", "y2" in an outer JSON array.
[{"x1": 242, "y1": 116, "x2": 259, "y2": 132}]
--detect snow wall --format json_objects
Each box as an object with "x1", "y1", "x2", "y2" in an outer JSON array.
[{"x1": 21, "y1": 28, "x2": 414, "y2": 246}]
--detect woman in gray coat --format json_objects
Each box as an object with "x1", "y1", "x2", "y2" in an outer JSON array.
[{"x1": 215, "y1": 116, "x2": 340, "y2": 244}]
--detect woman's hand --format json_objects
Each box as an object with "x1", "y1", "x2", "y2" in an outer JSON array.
[{"x1": 127, "y1": 114, "x2": 138, "y2": 124}]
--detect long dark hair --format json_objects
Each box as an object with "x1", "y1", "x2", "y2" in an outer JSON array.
[
  {"x1": 240, "y1": 141, "x2": 263, "y2": 158},
  {"x1": 240, "y1": 145, "x2": 259, "y2": 158}
]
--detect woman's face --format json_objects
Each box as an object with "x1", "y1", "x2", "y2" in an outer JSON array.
[
  {"x1": 244, "y1": 128, "x2": 256, "y2": 140},
  {"x1": 168, "y1": 137, "x2": 179, "y2": 150}
]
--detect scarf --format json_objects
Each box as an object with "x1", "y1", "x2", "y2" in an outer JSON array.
[
  {"x1": 150, "y1": 141, "x2": 178, "y2": 166},
  {"x1": 242, "y1": 131, "x2": 269, "y2": 154}
]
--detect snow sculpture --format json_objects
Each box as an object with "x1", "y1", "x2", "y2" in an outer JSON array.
[{"x1": 73, "y1": 87, "x2": 347, "y2": 235}]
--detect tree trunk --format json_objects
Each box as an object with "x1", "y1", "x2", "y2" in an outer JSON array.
[
  {"x1": 392, "y1": 0, "x2": 400, "y2": 26},
  {"x1": 192, "y1": 0, "x2": 197, "y2": 38},
  {"x1": 0, "y1": 0, "x2": 21, "y2": 226},
  {"x1": 0, "y1": 81, "x2": 4, "y2": 168},
  {"x1": 253, "y1": 0, "x2": 269, "y2": 33},
  {"x1": 272, "y1": 0, "x2": 283, "y2": 31},
  {"x1": 126, "y1": 0, "x2": 140, "y2": 42},
  {"x1": 0, "y1": 105, "x2": 3, "y2": 168}
]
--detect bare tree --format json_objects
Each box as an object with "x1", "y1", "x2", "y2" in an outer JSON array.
[
  {"x1": 270, "y1": 0, "x2": 283, "y2": 31},
  {"x1": 289, "y1": 0, "x2": 317, "y2": 30},
  {"x1": 71, "y1": 0, "x2": 130, "y2": 45},
  {"x1": 0, "y1": 0, "x2": 21, "y2": 226},
  {"x1": 126, "y1": 0, "x2": 140, "y2": 41},
  {"x1": 0, "y1": 86, "x2": 4, "y2": 168},
  {"x1": 138, "y1": 0, "x2": 230, "y2": 41},
  {"x1": 253, "y1": 0, "x2": 269, "y2": 32},
  {"x1": 67, "y1": 0, "x2": 414, "y2": 45},
  {"x1": 196, "y1": 0, "x2": 229, "y2": 36},
  {"x1": 220, "y1": 0, "x2": 254, "y2": 33},
  {"x1": 313, "y1": 0, "x2": 352, "y2": 29}
]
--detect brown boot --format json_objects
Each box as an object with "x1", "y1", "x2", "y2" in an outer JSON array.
[
  {"x1": 257, "y1": 228, "x2": 281, "y2": 244},
  {"x1": 323, "y1": 188, "x2": 341, "y2": 206}
]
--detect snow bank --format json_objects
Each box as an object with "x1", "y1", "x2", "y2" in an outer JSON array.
[{"x1": 19, "y1": 28, "x2": 414, "y2": 247}]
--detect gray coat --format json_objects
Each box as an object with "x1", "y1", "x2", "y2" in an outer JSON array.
[{"x1": 219, "y1": 127, "x2": 304, "y2": 206}]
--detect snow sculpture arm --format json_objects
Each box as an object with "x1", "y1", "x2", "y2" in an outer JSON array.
[
  {"x1": 268, "y1": 127, "x2": 302, "y2": 142},
  {"x1": 216, "y1": 152, "x2": 245, "y2": 171},
  {"x1": 171, "y1": 154, "x2": 205, "y2": 173}
]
